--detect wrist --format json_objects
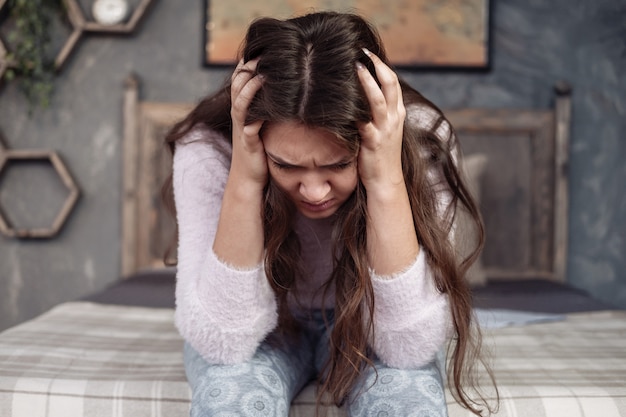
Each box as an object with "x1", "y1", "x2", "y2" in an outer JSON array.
[
  {"x1": 224, "y1": 174, "x2": 265, "y2": 203},
  {"x1": 364, "y1": 178, "x2": 408, "y2": 203},
  {"x1": 228, "y1": 154, "x2": 268, "y2": 189}
]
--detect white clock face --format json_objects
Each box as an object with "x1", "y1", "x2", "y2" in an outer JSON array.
[{"x1": 92, "y1": 0, "x2": 129, "y2": 26}]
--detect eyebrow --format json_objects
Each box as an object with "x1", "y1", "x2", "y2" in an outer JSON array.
[{"x1": 265, "y1": 152, "x2": 354, "y2": 168}]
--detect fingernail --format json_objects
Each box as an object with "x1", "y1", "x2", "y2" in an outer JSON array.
[
  {"x1": 356, "y1": 61, "x2": 365, "y2": 71},
  {"x1": 362, "y1": 48, "x2": 371, "y2": 56}
]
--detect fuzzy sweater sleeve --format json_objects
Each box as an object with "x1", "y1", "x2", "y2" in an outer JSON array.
[
  {"x1": 172, "y1": 129, "x2": 277, "y2": 365},
  {"x1": 368, "y1": 105, "x2": 457, "y2": 369},
  {"x1": 369, "y1": 251, "x2": 451, "y2": 369}
]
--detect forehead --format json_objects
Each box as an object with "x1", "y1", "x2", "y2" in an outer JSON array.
[{"x1": 263, "y1": 122, "x2": 353, "y2": 162}]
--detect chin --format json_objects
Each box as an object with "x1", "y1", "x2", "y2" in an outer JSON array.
[{"x1": 297, "y1": 206, "x2": 339, "y2": 220}]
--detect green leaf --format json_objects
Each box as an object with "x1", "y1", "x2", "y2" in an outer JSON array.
[
  {"x1": 5, "y1": 0, "x2": 62, "y2": 110},
  {"x1": 5, "y1": 69, "x2": 16, "y2": 81}
]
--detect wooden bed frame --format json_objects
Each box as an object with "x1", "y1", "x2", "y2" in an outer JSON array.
[
  {"x1": 121, "y1": 74, "x2": 572, "y2": 284},
  {"x1": 121, "y1": 74, "x2": 192, "y2": 276},
  {"x1": 9, "y1": 76, "x2": 626, "y2": 417}
]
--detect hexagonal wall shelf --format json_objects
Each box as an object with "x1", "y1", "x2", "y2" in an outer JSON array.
[
  {"x1": 0, "y1": 0, "x2": 154, "y2": 74},
  {"x1": 56, "y1": 0, "x2": 154, "y2": 70},
  {"x1": 0, "y1": 147, "x2": 80, "y2": 238}
]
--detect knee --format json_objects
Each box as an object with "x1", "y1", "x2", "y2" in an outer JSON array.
[
  {"x1": 190, "y1": 385, "x2": 289, "y2": 416},
  {"x1": 189, "y1": 368, "x2": 290, "y2": 416},
  {"x1": 346, "y1": 365, "x2": 447, "y2": 417}
]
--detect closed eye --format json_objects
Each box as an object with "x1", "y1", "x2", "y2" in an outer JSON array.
[
  {"x1": 270, "y1": 160, "x2": 297, "y2": 170},
  {"x1": 266, "y1": 152, "x2": 354, "y2": 171},
  {"x1": 328, "y1": 161, "x2": 354, "y2": 171}
]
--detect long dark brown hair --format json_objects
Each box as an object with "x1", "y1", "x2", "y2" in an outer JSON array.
[{"x1": 164, "y1": 11, "x2": 497, "y2": 415}]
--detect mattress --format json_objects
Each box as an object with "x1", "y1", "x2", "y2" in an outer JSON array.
[{"x1": 0, "y1": 272, "x2": 623, "y2": 417}]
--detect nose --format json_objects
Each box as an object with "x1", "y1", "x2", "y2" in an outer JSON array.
[{"x1": 299, "y1": 173, "x2": 331, "y2": 203}]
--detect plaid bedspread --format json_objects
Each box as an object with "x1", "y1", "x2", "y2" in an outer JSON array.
[
  {"x1": 0, "y1": 302, "x2": 190, "y2": 417},
  {"x1": 0, "y1": 302, "x2": 624, "y2": 417},
  {"x1": 447, "y1": 310, "x2": 626, "y2": 417}
]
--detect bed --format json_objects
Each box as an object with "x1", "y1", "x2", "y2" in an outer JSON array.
[{"x1": 0, "y1": 75, "x2": 624, "y2": 417}]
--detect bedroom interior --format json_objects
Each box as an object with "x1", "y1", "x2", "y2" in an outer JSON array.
[{"x1": 0, "y1": 0, "x2": 624, "y2": 416}]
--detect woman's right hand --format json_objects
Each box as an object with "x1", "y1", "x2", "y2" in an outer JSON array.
[
  {"x1": 213, "y1": 58, "x2": 266, "y2": 267},
  {"x1": 229, "y1": 58, "x2": 267, "y2": 188}
]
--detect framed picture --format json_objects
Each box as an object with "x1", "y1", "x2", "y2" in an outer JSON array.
[{"x1": 203, "y1": 0, "x2": 491, "y2": 70}]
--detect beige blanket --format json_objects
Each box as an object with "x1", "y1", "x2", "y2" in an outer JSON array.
[{"x1": 0, "y1": 302, "x2": 624, "y2": 416}]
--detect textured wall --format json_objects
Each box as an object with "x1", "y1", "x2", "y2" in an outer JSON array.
[{"x1": 0, "y1": 0, "x2": 624, "y2": 331}]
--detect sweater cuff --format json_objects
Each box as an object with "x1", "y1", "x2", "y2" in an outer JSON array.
[
  {"x1": 370, "y1": 248, "x2": 441, "y2": 326},
  {"x1": 195, "y1": 249, "x2": 274, "y2": 326}
]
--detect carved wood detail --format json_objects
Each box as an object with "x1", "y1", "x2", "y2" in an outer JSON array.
[
  {"x1": 122, "y1": 75, "x2": 572, "y2": 282},
  {"x1": 122, "y1": 73, "x2": 192, "y2": 276},
  {"x1": 56, "y1": 0, "x2": 155, "y2": 70}
]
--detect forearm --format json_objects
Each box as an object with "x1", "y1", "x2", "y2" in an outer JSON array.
[
  {"x1": 366, "y1": 181, "x2": 419, "y2": 275},
  {"x1": 213, "y1": 57, "x2": 267, "y2": 268},
  {"x1": 356, "y1": 49, "x2": 418, "y2": 274},
  {"x1": 213, "y1": 174, "x2": 265, "y2": 268}
]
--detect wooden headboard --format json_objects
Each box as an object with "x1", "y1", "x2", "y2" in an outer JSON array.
[
  {"x1": 121, "y1": 74, "x2": 572, "y2": 283},
  {"x1": 121, "y1": 74, "x2": 192, "y2": 276}
]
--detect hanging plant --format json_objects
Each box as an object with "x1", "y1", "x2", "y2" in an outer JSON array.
[{"x1": 3, "y1": 0, "x2": 64, "y2": 109}]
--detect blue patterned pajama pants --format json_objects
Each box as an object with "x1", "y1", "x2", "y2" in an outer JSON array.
[{"x1": 183, "y1": 312, "x2": 448, "y2": 417}]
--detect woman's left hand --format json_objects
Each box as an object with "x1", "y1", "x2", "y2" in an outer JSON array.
[
  {"x1": 356, "y1": 49, "x2": 419, "y2": 276},
  {"x1": 356, "y1": 49, "x2": 406, "y2": 195}
]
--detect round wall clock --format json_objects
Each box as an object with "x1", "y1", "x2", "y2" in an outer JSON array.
[{"x1": 92, "y1": 0, "x2": 129, "y2": 25}]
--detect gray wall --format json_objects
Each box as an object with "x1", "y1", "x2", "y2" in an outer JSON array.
[{"x1": 0, "y1": 0, "x2": 624, "y2": 331}]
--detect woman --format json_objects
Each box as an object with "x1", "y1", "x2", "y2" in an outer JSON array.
[{"x1": 165, "y1": 11, "x2": 493, "y2": 417}]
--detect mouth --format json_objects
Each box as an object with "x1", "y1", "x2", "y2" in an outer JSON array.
[{"x1": 301, "y1": 199, "x2": 335, "y2": 212}]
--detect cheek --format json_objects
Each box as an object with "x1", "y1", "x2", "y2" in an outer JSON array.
[
  {"x1": 268, "y1": 168, "x2": 296, "y2": 191},
  {"x1": 333, "y1": 170, "x2": 359, "y2": 195}
]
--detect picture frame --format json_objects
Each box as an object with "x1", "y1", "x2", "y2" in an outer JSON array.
[{"x1": 202, "y1": 0, "x2": 491, "y2": 71}]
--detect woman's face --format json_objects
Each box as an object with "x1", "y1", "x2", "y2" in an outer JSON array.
[{"x1": 263, "y1": 121, "x2": 358, "y2": 219}]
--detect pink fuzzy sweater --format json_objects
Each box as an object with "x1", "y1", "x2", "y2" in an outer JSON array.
[{"x1": 173, "y1": 107, "x2": 454, "y2": 369}]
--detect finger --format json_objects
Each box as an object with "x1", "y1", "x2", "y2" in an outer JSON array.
[
  {"x1": 231, "y1": 61, "x2": 264, "y2": 122},
  {"x1": 242, "y1": 120, "x2": 264, "y2": 140},
  {"x1": 361, "y1": 48, "x2": 400, "y2": 110},
  {"x1": 232, "y1": 73, "x2": 263, "y2": 118},
  {"x1": 234, "y1": 83, "x2": 264, "y2": 152},
  {"x1": 356, "y1": 59, "x2": 388, "y2": 123},
  {"x1": 231, "y1": 58, "x2": 259, "y2": 97},
  {"x1": 396, "y1": 77, "x2": 405, "y2": 116},
  {"x1": 356, "y1": 119, "x2": 377, "y2": 146}
]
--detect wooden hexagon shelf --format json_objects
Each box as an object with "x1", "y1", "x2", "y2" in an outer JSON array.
[
  {"x1": 0, "y1": 148, "x2": 80, "y2": 238},
  {"x1": 56, "y1": 0, "x2": 154, "y2": 70}
]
